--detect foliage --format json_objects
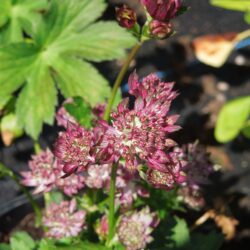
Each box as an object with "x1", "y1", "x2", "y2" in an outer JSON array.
[
  {"x1": 0, "y1": 0, "x2": 136, "y2": 139},
  {"x1": 0, "y1": 1, "x2": 230, "y2": 250},
  {"x1": 64, "y1": 97, "x2": 93, "y2": 129},
  {"x1": 215, "y1": 96, "x2": 250, "y2": 142},
  {"x1": 0, "y1": 0, "x2": 48, "y2": 44},
  {"x1": 10, "y1": 232, "x2": 36, "y2": 250},
  {"x1": 211, "y1": 0, "x2": 250, "y2": 24}
]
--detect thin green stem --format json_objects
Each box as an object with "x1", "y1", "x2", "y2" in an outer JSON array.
[
  {"x1": 0, "y1": 163, "x2": 42, "y2": 227},
  {"x1": 103, "y1": 42, "x2": 142, "y2": 121},
  {"x1": 34, "y1": 141, "x2": 41, "y2": 154},
  {"x1": 107, "y1": 163, "x2": 118, "y2": 245}
]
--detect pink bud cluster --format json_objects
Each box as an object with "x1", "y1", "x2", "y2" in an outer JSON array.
[
  {"x1": 115, "y1": 1, "x2": 184, "y2": 39},
  {"x1": 117, "y1": 207, "x2": 159, "y2": 250},
  {"x1": 141, "y1": 0, "x2": 182, "y2": 22},
  {"x1": 43, "y1": 199, "x2": 86, "y2": 239}
]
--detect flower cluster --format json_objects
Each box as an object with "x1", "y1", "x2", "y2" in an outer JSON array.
[
  {"x1": 54, "y1": 72, "x2": 186, "y2": 191},
  {"x1": 117, "y1": 207, "x2": 159, "y2": 250},
  {"x1": 97, "y1": 72, "x2": 186, "y2": 189},
  {"x1": 116, "y1": 0, "x2": 185, "y2": 39},
  {"x1": 54, "y1": 122, "x2": 95, "y2": 175},
  {"x1": 21, "y1": 149, "x2": 84, "y2": 196},
  {"x1": 177, "y1": 142, "x2": 215, "y2": 209},
  {"x1": 43, "y1": 199, "x2": 86, "y2": 239}
]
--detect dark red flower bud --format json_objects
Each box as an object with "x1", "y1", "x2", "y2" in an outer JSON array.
[
  {"x1": 149, "y1": 20, "x2": 173, "y2": 39},
  {"x1": 115, "y1": 5, "x2": 137, "y2": 29},
  {"x1": 141, "y1": 0, "x2": 182, "y2": 21}
]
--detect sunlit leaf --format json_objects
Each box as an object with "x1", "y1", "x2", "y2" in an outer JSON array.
[
  {"x1": 0, "y1": 0, "x2": 48, "y2": 44},
  {"x1": 211, "y1": 0, "x2": 250, "y2": 12},
  {"x1": 10, "y1": 231, "x2": 36, "y2": 250},
  {"x1": 0, "y1": 112, "x2": 23, "y2": 146},
  {"x1": 0, "y1": 0, "x2": 136, "y2": 139},
  {"x1": 165, "y1": 216, "x2": 190, "y2": 249},
  {"x1": 215, "y1": 96, "x2": 250, "y2": 143},
  {"x1": 64, "y1": 97, "x2": 93, "y2": 128}
]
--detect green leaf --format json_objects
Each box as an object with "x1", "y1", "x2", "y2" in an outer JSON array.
[
  {"x1": 244, "y1": 12, "x2": 250, "y2": 24},
  {"x1": 165, "y1": 217, "x2": 190, "y2": 249},
  {"x1": 242, "y1": 120, "x2": 250, "y2": 138},
  {"x1": 0, "y1": 163, "x2": 13, "y2": 178},
  {"x1": 0, "y1": 0, "x2": 48, "y2": 44},
  {"x1": 10, "y1": 231, "x2": 36, "y2": 250},
  {"x1": 58, "y1": 21, "x2": 137, "y2": 62},
  {"x1": 16, "y1": 63, "x2": 57, "y2": 139},
  {"x1": 0, "y1": 0, "x2": 135, "y2": 139},
  {"x1": 0, "y1": 95, "x2": 11, "y2": 110},
  {"x1": 215, "y1": 96, "x2": 250, "y2": 143},
  {"x1": 0, "y1": 244, "x2": 11, "y2": 250},
  {"x1": 53, "y1": 56, "x2": 110, "y2": 106},
  {"x1": 188, "y1": 231, "x2": 224, "y2": 250},
  {"x1": 46, "y1": 191, "x2": 64, "y2": 205},
  {"x1": 39, "y1": 240, "x2": 110, "y2": 250},
  {"x1": 64, "y1": 96, "x2": 93, "y2": 128},
  {"x1": 0, "y1": 112, "x2": 23, "y2": 145},
  {"x1": 211, "y1": 0, "x2": 250, "y2": 12}
]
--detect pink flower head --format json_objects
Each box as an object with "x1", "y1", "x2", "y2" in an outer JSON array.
[
  {"x1": 43, "y1": 199, "x2": 86, "y2": 239},
  {"x1": 85, "y1": 164, "x2": 111, "y2": 189},
  {"x1": 95, "y1": 215, "x2": 109, "y2": 241},
  {"x1": 54, "y1": 160, "x2": 85, "y2": 196},
  {"x1": 181, "y1": 143, "x2": 214, "y2": 186},
  {"x1": 115, "y1": 166, "x2": 149, "y2": 208},
  {"x1": 56, "y1": 99, "x2": 78, "y2": 128},
  {"x1": 101, "y1": 72, "x2": 180, "y2": 173},
  {"x1": 146, "y1": 150, "x2": 187, "y2": 189},
  {"x1": 54, "y1": 122, "x2": 95, "y2": 175},
  {"x1": 21, "y1": 149, "x2": 55, "y2": 194},
  {"x1": 118, "y1": 207, "x2": 159, "y2": 250},
  {"x1": 141, "y1": 0, "x2": 182, "y2": 22},
  {"x1": 178, "y1": 186, "x2": 205, "y2": 210},
  {"x1": 92, "y1": 103, "x2": 106, "y2": 122}
]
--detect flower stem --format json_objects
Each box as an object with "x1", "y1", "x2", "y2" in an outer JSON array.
[
  {"x1": 0, "y1": 163, "x2": 42, "y2": 227},
  {"x1": 34, "y1": 141, "x2": 41, "y2": 154},
  {"x1": 107, "y1": 162, "x2": 119, "y2": 245},
  {"x1": 103, "y1": 42, "x2": 142, "y2": 121}
]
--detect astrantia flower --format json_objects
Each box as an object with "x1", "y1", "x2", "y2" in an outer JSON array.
[
  {"x1": 43, "y1": 199, "x2": 86, "y2": 239},
  {"x1": 141, "y1": 0, "x2": 182, "y2": 22},
  {"x1": 21, "y1": 149, "x2": 55, "y2": 194},
  {"x1": 54, "y1": 122, "x2": 95, "y2": 175},
  {"x1": 84, "y1": 164, "x2": 110, "y2": 189},
  {"x1": 178, "y1": 186, "x2": 205, "y2": 210},
  {"x1": 181, "y1": 142, "x2": 214, "y2": 186},
  {"x1": 95, "y1": 215, "x2": 109, "y2": 241},
  {"x1": 146, "y1": 150, "x2": 186, "y2": 189},
  {"x1": 56, "y1": 101, "x2": 78, "y2": 129},
  {"x1": 117, "y1": 207, "x2": 159, "y2": 250},
  {"x1": 101, "y1": 72, "x2": 180, "y2": 175},
  {"x1": 54, "y1": 160, "x2": 85, "y2": 196},
  {"x1": 116, "y1": 166, "x2": 149, "y2": 208},
  {"x1": 22, "y1": 149, "x2": 85, "y2": 196}
]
